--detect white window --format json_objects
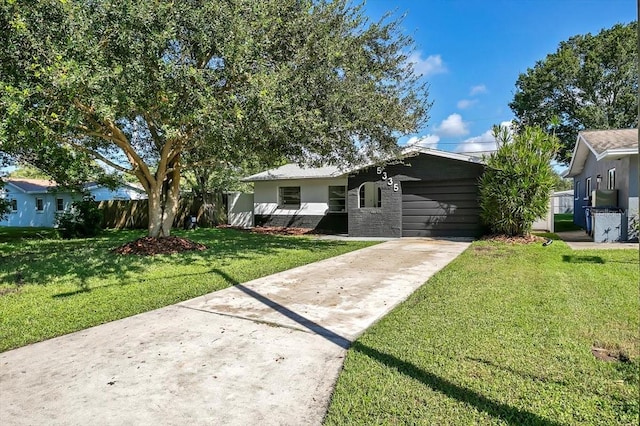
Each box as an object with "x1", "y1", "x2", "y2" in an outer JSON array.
[
  {"x1": 358, "y1": 182, "x2": 381, "y2": 208},
  {"x1": 35, "y1": 198, "x2": 44, "y2": 212},
  {"x1": 585, "y1": 177, "x2": 591, "y2": 200},
  {"x1": 607, "y1": 168, "x2": 616, "y2": 190},
  {"x1": 328, "y1": 186, "x2": 346, "y2": 212},
  {"x1": 56, "y1": 198, "x2": 64, "y2": 211},
  {"x1": 278, "y1": 187, "x2": 300, "y2": 209},
  {"x1": 574, "y1": 181, "x2": 580, "y2": 200}
]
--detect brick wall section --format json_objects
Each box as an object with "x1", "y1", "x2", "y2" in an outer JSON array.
[
  {"x1": 255, "y1": 213, "x2": 348, "y2": 233},
  {"x1": 348, "y1": 153, "x2": 485, "y2": 238}
]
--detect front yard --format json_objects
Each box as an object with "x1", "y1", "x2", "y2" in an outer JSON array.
[
  {"x1": 2, "y1": 227, "x2": 637, "y2": 424},
  {"x1": 0, "y1": 228, "x2": 375, "y2": 352},
  {"x1": 325, "y1": 238, "x2": 638, "y2": 425}
]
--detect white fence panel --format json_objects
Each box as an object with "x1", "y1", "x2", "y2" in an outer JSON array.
[{"x1": 227, "y1": 192, "x2": 254, "y2": 228}]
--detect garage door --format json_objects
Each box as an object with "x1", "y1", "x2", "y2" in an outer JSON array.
[{"x1": 402, "y1": 179, "x2": 482, "y2": 237}]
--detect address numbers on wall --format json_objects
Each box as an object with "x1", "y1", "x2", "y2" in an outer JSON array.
[{"x1": 376, "y1": 167, "x2": 399, "y2": 192}]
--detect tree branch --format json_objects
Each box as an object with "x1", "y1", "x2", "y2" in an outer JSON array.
[{"x1": 65, "y1": 139, "x2": 132, "y2": 174}]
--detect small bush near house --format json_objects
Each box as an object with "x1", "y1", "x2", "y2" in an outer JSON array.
[
  {"x1": 479, "y1": 125, "x2": 559, "y2": 236},
  {"x1": 56, "y1": 196, "x2": 103, "y2": 238}
]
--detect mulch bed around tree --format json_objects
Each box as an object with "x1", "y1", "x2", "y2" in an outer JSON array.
[
  {"x1": 481, "y1": 234, "x2": 547, "y2": 244},
  {"x1": 112, "y1": 236, "x2": 207, "y2": 256},
  {"x1": 218, "y1": 225, "x2": 317, "y2": 236}
]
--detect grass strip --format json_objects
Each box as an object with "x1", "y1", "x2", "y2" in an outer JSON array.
[{"x1": 325, "y1": 238, "x2": 638, "y2": 425}]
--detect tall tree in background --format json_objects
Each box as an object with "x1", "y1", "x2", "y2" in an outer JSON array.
[
  {"x1": 510, "y1": 22, "x2": 637, "y2": 163},
  {"x1": 1, "y1": 0, "x2": 430, "y2": 237}
]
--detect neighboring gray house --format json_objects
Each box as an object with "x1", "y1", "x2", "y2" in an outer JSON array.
[
  {"x1": 564, "y1": 129, "x2": 638, "y2": 239},
  {"x1": 243, "y1": 147, "x2": 487, "y2": 238}
]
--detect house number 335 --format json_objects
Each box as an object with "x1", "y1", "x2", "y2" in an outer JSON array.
[{"x1": 376, "y1": 167, "x2": 399, "y2": 192}]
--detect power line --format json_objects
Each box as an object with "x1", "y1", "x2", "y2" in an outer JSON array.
[{"x1": 433, "y1": 141, "x2": 497, "y2": 145}]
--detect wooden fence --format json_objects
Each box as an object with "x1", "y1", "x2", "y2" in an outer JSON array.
[{"x1": 98, "y1": 196, "x2": 226, "y2": 229}]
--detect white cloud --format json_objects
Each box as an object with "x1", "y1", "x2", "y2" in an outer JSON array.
[
  {"x1": 469, "y1": 84, "x2": 487, "y2": 96},
  {"x1": 434, "y1": 113, "x2": 469, "y2": 137},
  {"x1": 406, "y1": 134, "x2": 440, "y2": 149},
  {"x1": 408, "y1": 52, "x2": 447, "y2": 77},
  {"x1": 455, "y1": 121, "x2": 512, "y2": 154},
  {"x1": 457, "y1": 99, "x2": 478, "y2": 109}
]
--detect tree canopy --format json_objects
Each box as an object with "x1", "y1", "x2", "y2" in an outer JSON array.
[
  {"x1": 1, "y1": 0, "x2": 430, "y2": 237},
  {"x1": 510, "y1": 22, "x2": 637, "y2": 163}
]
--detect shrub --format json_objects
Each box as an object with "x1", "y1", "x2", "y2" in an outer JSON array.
[
  {"x1": 56, "y1": 196, "x2": 103, "y2": 238},
  {"x1": 479, "y1": 125, "x2": 559, "y2": 236}
]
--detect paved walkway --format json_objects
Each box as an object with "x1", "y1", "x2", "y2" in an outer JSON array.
[{"x1": 0, "y1": 238, "x2": 470, "y2": 426}]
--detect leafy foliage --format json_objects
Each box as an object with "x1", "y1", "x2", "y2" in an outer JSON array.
[
  {"x1": 0, "y1": 0, "x2": 430, "y2": 237},
  {"x1": 479, "y1": 126, "x2": 559, "y2": 236},
  {"x1": 6, "y1": 164, "x2": 50, "y2": 180},
  {"x1": 0, "y1": 179, "x2": 10, "y2": 221},
  {"x1": 510, "y1": 22, "x2": 637, "y2": 163},
  {"x1": 56, "y1": 197, "x2": 103, "y2": 238}
]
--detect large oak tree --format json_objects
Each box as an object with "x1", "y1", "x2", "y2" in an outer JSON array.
[
  {"x1": 510, "y1": 22, "x2": 637, "y2": 163},
  {"x1": 1, "y1": 0, "x2": 430, "y2": 237}
]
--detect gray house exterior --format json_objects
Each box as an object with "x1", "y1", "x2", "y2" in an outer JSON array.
[
  {"x1": 564, "y1": 129, "x2": 638, "y2": 239},
  {"x1": 243, "y1": 147, "x2": 486, "y2": 238}
]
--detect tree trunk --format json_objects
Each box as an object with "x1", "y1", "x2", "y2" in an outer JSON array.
[{"x1": 147, "y1": 158, "x2": 181, "y2": 238}]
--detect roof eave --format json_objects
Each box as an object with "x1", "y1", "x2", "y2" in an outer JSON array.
[
  {"x1": 241, "y1": 172, "x2": 348, "y2": 182},
  {"x1": 403, "y1": 146, "x2": 487, "y2": 165},
  {"x1": 564, "y1": 133, "x2": 591, "y2": 177},
  {"x1": 596, "y1": 148, "x2": 637, "y2": 161}
]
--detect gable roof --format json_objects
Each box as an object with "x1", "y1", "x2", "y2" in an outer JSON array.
[
  {"x1": 565, "y1": 129, "x2": 638, "y2": 177},
  {"x1": 3, "y1": 178, "x2": 58, "y2": 193},
  {"x1": 242, "y1": 147, "x2": 485, "y2": 182}
]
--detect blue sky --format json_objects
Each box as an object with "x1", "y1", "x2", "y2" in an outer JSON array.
[{"x1": 361, "y1": 0, "x2": 637, "y2": 157}]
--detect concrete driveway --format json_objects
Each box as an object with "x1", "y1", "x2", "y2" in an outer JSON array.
[{"x1": 0, "y1": 238, "x2": 470, "y2": 426}]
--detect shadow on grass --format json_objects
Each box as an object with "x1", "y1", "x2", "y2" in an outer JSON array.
[
  {"x1": 51, "y1": 268, "x2": 219, "y2": 298},
  {"x1": 562, "y1": 255, "x2": 604, "y2": 264},
  {"x1": 209, "y1": 268, "x2": 351, "y2": 349},
  {"x1": 466, "y1": 357, "x2": 569, "y2": 387},
  {"x1": 208, "y1": 269, "x2": 562, "y2": 425},
  {"x1": 353, "y1": 342, "x2": 563, "y2": 426},
  {"x1": 2, "y1": 228, "x2": 353, "y2": 293}
]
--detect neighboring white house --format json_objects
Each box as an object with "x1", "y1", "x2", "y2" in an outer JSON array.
[
  {"x1": 0, "y1": 178, "x2": 77, "y2": 227},
  {"x1": 1, "y1": 178, "x2": 148, "y2": 228},
  {"x1": 84, "y1": 182, "x2": 147, "y2": 201}
]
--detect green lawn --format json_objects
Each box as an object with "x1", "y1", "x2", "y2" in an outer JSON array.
[
  {"x1": 0, "y1": 227, "x2": 375, "y2": 352},
  {"x1": 325, "y1": 238, "x2": 638, "y2": 425}
]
